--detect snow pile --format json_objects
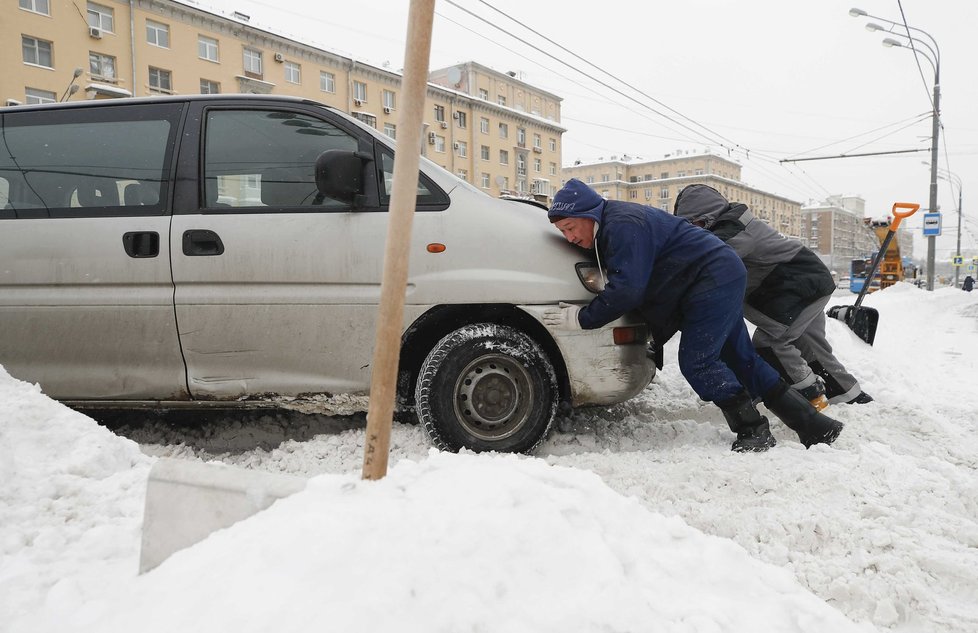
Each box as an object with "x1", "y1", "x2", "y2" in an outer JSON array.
[
  {"x1": 65, "y1": 451, "x2": 859, "y2": 633},
  {"x1": 0, "y1": 367, "x2": 152, "y2": 625}
]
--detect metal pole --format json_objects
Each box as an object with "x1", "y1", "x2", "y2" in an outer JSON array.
[
  {"x1": 926, "y1": 68, "x2": 940, "y2": 291},
  {"x1": 955, "y1": 180, "x2": 963, "y2": 287}
]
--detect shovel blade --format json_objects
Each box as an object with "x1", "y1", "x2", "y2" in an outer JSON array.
[
  {"x1": 847, "y1": 306, "x2": 879, "y2": 345},
  {"x1": 139, "y1": 459, "x2": 307, "y2": 573},
  {"x1": 827, "y1": 305, "x2": 879, "y2": 346}
]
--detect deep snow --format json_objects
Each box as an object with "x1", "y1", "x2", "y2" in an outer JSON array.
[{"x1": 1, "y1": 283, "x2": 977, "y2": 632}]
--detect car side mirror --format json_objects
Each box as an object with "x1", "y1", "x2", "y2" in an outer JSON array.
[{"x1": 314, "y1": 149, "x2": 365, "y2": 204}]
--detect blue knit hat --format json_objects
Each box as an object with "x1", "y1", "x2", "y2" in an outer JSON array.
[{"x1": 548, "y1": 178, "x2": 606, "y2": 223}]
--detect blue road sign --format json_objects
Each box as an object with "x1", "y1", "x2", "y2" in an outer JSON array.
[{"x1": 922, "y1": 212, "x2": 942, "y2": 236}]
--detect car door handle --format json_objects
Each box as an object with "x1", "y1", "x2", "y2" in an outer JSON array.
[
  {"x1": 122, "y1": 231, "x2": 160, "y2": 258},
  {"x1": 183, "y1": 230, "x2": 225, "y2": 256}
]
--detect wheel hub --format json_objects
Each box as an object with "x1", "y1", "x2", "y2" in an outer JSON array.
[{"x1": 454, "y1": 353, "x2": 533, "y2": 440}]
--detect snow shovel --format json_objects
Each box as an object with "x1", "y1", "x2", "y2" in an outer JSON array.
[{"x1": 826, "y1": 202, "x2": 919, "y2": 345}]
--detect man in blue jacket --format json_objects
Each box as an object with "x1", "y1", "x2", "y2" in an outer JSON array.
[{"x1": 543, "y1": 178, "x2": 843, "y2": 452}]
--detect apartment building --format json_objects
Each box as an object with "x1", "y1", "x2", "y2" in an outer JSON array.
[
  {"x1": 561, "y1": 150, "x2": 803, "y2": 237},
  {"x1": 801, "y1": 195, "x2": 912, "y2": 277},
  {"x1": 6, "y1": 0, "x2": 565, "y2": 200}
]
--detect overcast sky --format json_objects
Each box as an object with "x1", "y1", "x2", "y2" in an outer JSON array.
[{"x1": 191, "y1": 0, "x2": 977, "y2": 258}]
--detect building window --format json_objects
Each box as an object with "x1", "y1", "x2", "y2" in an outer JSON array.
[
  {"x1": 456, "y1": 141, "x2": 467, "y2": 158},
  {"x1": 320, "y1": 71, "x2": 335, "y2": 93},
  {"x1": 533, "y1": 158, "x2": 541, "y2": 173},
  {"x1": 630, "y1": 190, "x2": 637, "y2": 199},
  {"x1": 517, "y1": 128, "x2": 526, "y2": 147},
  {"x1": 481, "y1": 172, "x2": 490, "y2": 188},
  {"x1": 89, "y1": 52, "x2": 116, "y2": 80},
  {"x1": 497, "y1": 95, "x2": 506, "y2": 106},
  {"x1": 434, "y1": 104, "x2": 445, "y2": 122},
  {"x1": 383, "y1": 123, "x2": 396, "y2": 139},
  {"x1": 498, "y1": 122, "x2": 508, "y2": 139},
  {"x1": 25, "y1": 87, "x2": 56, "y2": 104},
  {"x1": 586, "y1": 176, "x2": 594, "y2": 184},
  {"x1": 284, "y1": 61, "x2": 300, "y2": 84},
  {"x1": 517, "y1": 179, "x2": 525, "y2": 192},
  {"x1": 517, "y1": 155, "x2": 526, "y2": 177},
  {"x1": 660, "y1": 172, "x2": 669, "y2": 179},
  {"x1": 456, "y1": 111, "x2": 467, "y2": 128},
  {"x1": 549, "y1": 162, "x2": 557, "y2": 176},
  {"x1": 353, "y1": 80, "x2": 367, "y2": 102},
  {"x1": 198, "y1": 35, "x2": 219, "y2": 62},
  {"x1": 479, "y1": 88, "x2": 488, "y2": 100},
  {"x1": 501, "y1": 176, "x2": 509, "y2": 189},
  {"x1": 382, "y1": 89, "x2": 395, "y2": 110},
  {"x1": 601, "y1": 174, "x2": 609, "y2": 182},
  {"x1": 480, "y1": 117, "x2": 489, "y2": 134},
  {"x1": 146, "y1": 20, "x2": 170, "y2": 48},
  {"x1": 660, "y1": 187, "x2": 669, "y2": 198},
  {"x1": 19, "y1": 0, "x2": 49, "y2": 15},
  {"x1": 457, "y1": 168, "x2": 467, "y2": 180},
  {"x1": 200, "y1": 79, "x2": 220, "y2": 94},
  {"x1": 351, "y1": 112, "x2": 376, "y2": 128},
  {"x1": 480, "y1": 145, "x2": 490, "y2": 161},
  {"x1": 22, "y1": 36, "x2": 52, "y2": 68},
  {"x1": 434, "y1": 135, "x2": 446, "y2": 153},
  {"x1": 549, "y1": 138, "x2": 556, "y2": 152},
  {"x1": 148, "y1": 67, "x2": 172, "y2": 93},
  {"x1": 677, "y1": 171, "x2": 686, "y2": 177},
  {"x1": 499, "y1": 150, "x2": 509, "y2": 165},
  {"x1": 243, "y1": 48, "x2": 262, "y2": 76},
  {"x1": 533, "y1": 133, "x2": 541, "y2": 149},
  {"x1": 87, "y1": 2, "x2": 114, "y2": 32},
  {"x1": 644, "y1": 188, "x2": 652, "y2": 199}
]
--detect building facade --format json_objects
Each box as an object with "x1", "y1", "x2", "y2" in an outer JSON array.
[
  {"x1": 6, "y1": 0, "x2": 565, "y2": 200},
  {"x1": 800, "y1": 195, "x2": 913, "y2": 278},
  {"x1": 561, "y1": 150, "x2": 803, "y2": 237}
]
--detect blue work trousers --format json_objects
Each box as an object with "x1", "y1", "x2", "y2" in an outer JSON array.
[{"x1": 677, "y1": 274, "x2": 781, "y2": 404}]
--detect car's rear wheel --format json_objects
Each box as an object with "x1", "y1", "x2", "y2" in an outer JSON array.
[{"x1": 415, "y1": 323, "x2": 557, "y2": 453}]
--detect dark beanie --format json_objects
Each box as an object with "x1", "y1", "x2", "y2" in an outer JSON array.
[{"x1": 548, "y1": 178, "x2": 605, "y2": 223}]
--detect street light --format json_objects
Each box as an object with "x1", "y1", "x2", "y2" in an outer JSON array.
[
  {"x1": 850, "y1": 7, "x2": 941, "y2": 291},
  {"x1": 60, "y1": 68, "x2": 83, "y2": 102}
]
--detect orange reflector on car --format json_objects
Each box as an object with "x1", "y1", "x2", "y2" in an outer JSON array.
[
  {"x1": 613, "y1": 326, "x2": 639, "y2": 345},
  {"x1": 427, "y1": 243, "x2": 446, "y2": 253}
]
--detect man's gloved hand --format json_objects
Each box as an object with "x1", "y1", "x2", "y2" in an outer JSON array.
[{"x1": 542, "y1": 302, "x2": 582, "y2": 330}]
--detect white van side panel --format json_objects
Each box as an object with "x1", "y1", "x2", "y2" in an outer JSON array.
[{"x1": 0, "y1": 217, "x2": 187, "y2": 399}]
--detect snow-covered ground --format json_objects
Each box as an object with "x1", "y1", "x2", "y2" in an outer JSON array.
[{"x1": 2, "y1": 283, "x2": 977, "y2": 632}]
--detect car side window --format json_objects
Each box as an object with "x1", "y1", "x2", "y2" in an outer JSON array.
[
  {"x1": 377, "y1": 150, "x2": 451, "y2": 210},
  {"x1": 202, "y1": 109, "x2": 358, "y2": 210},
  {"x1": 0, "y1": 104, "x2": 181, "y2": 219}
]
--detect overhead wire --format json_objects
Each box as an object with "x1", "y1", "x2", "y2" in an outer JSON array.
[{"x1": 441, "y1": 0, "x2": 736, "y2": 152}]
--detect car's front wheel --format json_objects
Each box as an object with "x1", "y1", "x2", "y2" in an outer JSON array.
[{"x1": 415, "y1": 323, "x2": 558, "y2": 453}]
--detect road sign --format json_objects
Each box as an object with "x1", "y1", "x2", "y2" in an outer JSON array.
[
  {"x1": 953, "y1": 255, "x2": 964, "y2": 266},
  {"x1": 922, "y1": 212, "x2": 942, "y2": 236}
]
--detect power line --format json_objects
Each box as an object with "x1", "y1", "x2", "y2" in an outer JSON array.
[
  {"x1": 441, "y1": 0, "x2": 736, "y2": 152},
  {"x1": 469, "y1": 0, "x2": 745, "y2": 153}
]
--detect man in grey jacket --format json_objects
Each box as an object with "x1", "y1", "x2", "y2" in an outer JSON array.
[{"x1": 674, "y1": 184, "x2": 871, "y2": 407}]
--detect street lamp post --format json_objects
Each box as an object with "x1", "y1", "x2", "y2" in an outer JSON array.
[
  {"x1": 941, "y1": 170, "x2": 964, "y2": 286},
  {"x1": 851, "y1": 8, "x2": 941, "y2": 290}
]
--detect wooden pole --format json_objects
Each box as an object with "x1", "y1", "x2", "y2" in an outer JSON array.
[{"x1": 362, "y1": 0, "x2": 436, "y2": 480}]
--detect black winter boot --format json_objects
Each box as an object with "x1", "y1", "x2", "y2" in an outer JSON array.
[
  {"x1": 763, "y1": 380, "x2": 844, "y2": 448},
  {"x1": 717, "y1": 391, "x2": 777, "y2": 453}
]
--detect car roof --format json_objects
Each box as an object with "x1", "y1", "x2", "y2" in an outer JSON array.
[{"x1": 1, "y1": 93, "x2": 335, "y2": 114}]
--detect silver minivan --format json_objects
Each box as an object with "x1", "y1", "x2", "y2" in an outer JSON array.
[{"x1": 0, "y1": 95, "x2": 654, "y2": 453}]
